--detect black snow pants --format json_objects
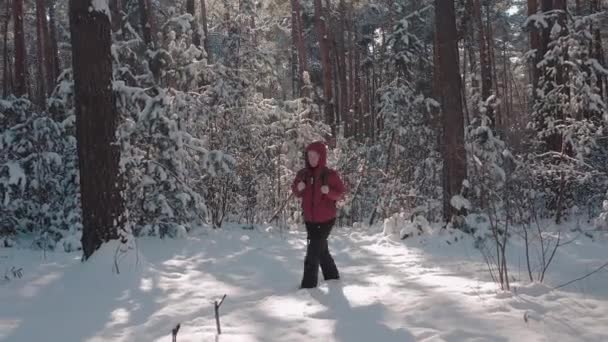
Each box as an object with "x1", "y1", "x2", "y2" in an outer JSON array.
[{"x1": 300, "y1": 219, "x2": 339, "y2": 288}]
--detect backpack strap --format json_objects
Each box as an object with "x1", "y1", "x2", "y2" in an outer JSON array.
[
  {"x1": 320, "y1": 167, "x2": 329, "y2": 187},
  {"x1": 299, "y1": 167, "x2": 329, "y2": 186}
]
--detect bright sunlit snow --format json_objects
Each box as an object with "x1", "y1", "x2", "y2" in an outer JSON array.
[{"x1": 1, "y1": 224, "x2": 606, "y2": 342}]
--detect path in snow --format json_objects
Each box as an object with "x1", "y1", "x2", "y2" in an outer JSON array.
[{"x1": 1, "y1": 226, "x2": 607, "y2": 342}]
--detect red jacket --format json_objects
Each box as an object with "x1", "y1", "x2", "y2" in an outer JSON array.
[{"x1": 291, "y1": 142, "x2": 346, "y2": 223}]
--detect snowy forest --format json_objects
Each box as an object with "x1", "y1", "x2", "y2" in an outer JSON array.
[{"x1": 1, "y1": 0, "x2": 607, "y2": 341}]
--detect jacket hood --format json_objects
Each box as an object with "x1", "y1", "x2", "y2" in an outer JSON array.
[{"x1": 305, "y1": 141, "x2": 327, "y2": 169}]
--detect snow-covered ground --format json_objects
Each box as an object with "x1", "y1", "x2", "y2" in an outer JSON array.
[{"x1": 1, "y1": 224, "x2": 607, "y2": 342}]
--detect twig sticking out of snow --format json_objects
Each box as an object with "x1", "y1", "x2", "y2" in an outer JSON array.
[
  {"x1": 554, "y1": 261, "x2": 608, "y2": 290},
  {"x1": 215, "y1": 294, "x2": 227, "y2": 335}
]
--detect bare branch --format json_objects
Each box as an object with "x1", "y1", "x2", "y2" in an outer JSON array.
[{"x1": 554, "y1": 261, "x2": 608, "y2": 290}]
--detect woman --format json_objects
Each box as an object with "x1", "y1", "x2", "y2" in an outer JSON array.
[{"x1": 291, "y1": 141, "x2": 346, "y2": 288}]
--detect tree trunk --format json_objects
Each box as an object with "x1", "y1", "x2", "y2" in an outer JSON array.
[
  {"x1": 36, "y1": 0, "x2": 53, "y2": 99},
  {"x1": 201, "y1": 0, "x2": 211, "y2": 62},
  {"x1": 348, "y1": 4, "x2": 356, "y2": 136},
  {"x1": 486, "y1": 3, "x2": 499, "y2": 127},
  {"x1": 314, "y1": 0, "x2": 335, "y2": 134},
  {"x1": 13, "y1": 0, "x2": 26, "y2": 96},
  {"x1": 290, "y1": 9, "x2": 298, "y2": 98},
  {"x1": 109, "y1": 0, "x2": 123, "y2": 31},
  {"x1": 333, "y1": 49, "x2": 341, "y2": 129},
  {"x1": 324, "y1": 0, "x2": 340, "y2": 130},
  {"x1": 474, "y1": 0, "x2": 493, "y2": 124},
  {"x1": 547, "y1": 0, "x2": 566, "y2": 152},
  {"x1": 460, "y1": 41, "x2": 471, "y2": 127},
  {"x1": 336, "y1": 0, "x2": 350, "y2": 135},
  {"x1": 2, "y1": 0, "x2": 11, "y2": 97},
  {"x1": 540, "y1": 0, "x2": 552, "y2": 58},
  {"x1": 139, "y1": 0, "x2": 155, "y2": 48},
  {"x1": 49, "y1": 0, "x2": 60, "y2": 85},
  {"x1": 502, "y1": 39, "x2": 510, "y2": 129},
  {"x1": 528, "y1": 0, "x2": 540, "y2": 101},
  {"x1": 354, "y1": 38, "x2": 361, "y2": 138},
  {"x1": 592, "y1": 0, "x2": 605, "y2": 101},
  {"x1": 435, "y1": 0, "x2": 467, "y2": 222},
  {"x1": 290, "y1": 0, "x2": 307, "y2": 94},
  {"x1": 187, "y1": 0, "x2": 201, "y2": 48},
  {"x1": 69, "y1": 0, "x2": 124, "y2": 260}
]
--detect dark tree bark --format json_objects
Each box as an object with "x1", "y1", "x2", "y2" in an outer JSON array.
[
  {"x1": 109, "y1": 0, "x2": 123, "y2": 32},
  {"x1": 314, "y1": 0, "x2": 335, "y2": 134},
  {"x1": 69, "y1": 0, "x2": 124, "y2": 260},
  {"x1": 528, "y1": 0, "x2": 541, "y2": 101},
  {"x1": 187, "y1": 0, "x2": 201, "y2": 47},
  {"x1": 2, "y1": 0, "x2": 11, "y2": 97},
  {"x1": 324, "y1": 0, "x2": 339, "y2": 129},
  {"x1": 435, "y1": 0, "x2": 467, "y2": 222},
  {"x1": 348, "y1": 4, "x2": 356, "y2": 136},
  {"x1": 591, "y1": 0, "x2": 605, "y2": 101},
  {"x1": 201, "y1": 0, "x2": 211, "y2": 62},
  {"x1": 49, "y1": 0, "x2": 60, "y2": 84},
  {"x1": 354, "y1": 30, "x2": 361, "y2": 137},
  {"x1": 547, "y1": 0, "x2": 566, "y2": 152},
  {"x1": 290, "y1": 0, "x2": 307, "y2": 93},
  {"x1": 139, "y1": 0, "x2": 155, "y2": 47},
  {"x1": 13, "y1": 0, "x2": 26, "y2": 96},
  {"x1": 474, "y1": 0, "x2": 493, "y2": 124},
  {"x1": 540, "y1": 0, "x2": 552, "y2": 58},
  {"x1": 36, "y1": 0, "x2": 52, "y2": 99},
  {"x1": 290, "y1": 6, "x2": 298, "y2": 98},
  {"x1": 338, "y1": 0, "x2": 349, "y2": 137},
  {"x1": 486, "y1": 3, "x2": 499, "y2": 127}
]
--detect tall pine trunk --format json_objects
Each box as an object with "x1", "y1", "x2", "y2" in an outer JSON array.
[
  {"x1": 36, "y1": 0, "x2": 52, "y2": 100},
  {"x1": 338, "y1": 0, "x2": 349, "y2": 137},
  {"x1": 474, "y1": 0, "x2": 493, "y2": 124},
  {"x1": 187, "y1": 0, "x2": 201, "y2": 48},
  {"x1": 69, "y1": 0, "x2": 124, "y2": 260},
  {"x1": 314, "y1": 0, "x2": 335, "y2": 134},
  {"x1": 435, "y1": 0, "x2": 467, "y2": 222},
  {"x1": 592, "y1": 0, "x2": 605, "y2": 101},
  {"x1": 2, "y1": 0, "x2": 11, "y2": 97},
  {"x1": 109, "y1": 0, "x2": 123, "y2": 31},
  {"x1": 325, "y1": 0, "x2": 340, "y2": 131},
  {"x1": 13, "y1": 0, "x2": 26, "y2": 96},
  {"x1": 49, "y1": 0, "x2": 60, "y2": 84},
  {"x1": 290, "y1": 0, "x2": 307, "y2": 94},
  {"x1": 201, "y1": 0, "x2": 211, "y2": 62},
  {"x1": 528, "y1": 0, "x2": 540, "y2": 102},
  {"x1": 139, "y1": 0, "x2": 155, "y2": 48},
  {"x1": 486, "y1": 3, "x2": 499, "y2": 127}
]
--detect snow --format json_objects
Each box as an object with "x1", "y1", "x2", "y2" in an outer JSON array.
[
  {"x1": 1, "y1": 225, "x2": 607, "y2": 341},
  {"x1": 450, "y1": 195, "x2": 471, "y2": 211},
  {"x1": 4, "y1": 161, "x2": 26, "y2": 191},
  {"x1": 89, "y1": 0, "x2": 111, "y2": 20}
]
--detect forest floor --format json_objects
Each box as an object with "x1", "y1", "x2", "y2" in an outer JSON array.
[{"x1": 1, "y1": 222, "x2": 607, "y2": 342}]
